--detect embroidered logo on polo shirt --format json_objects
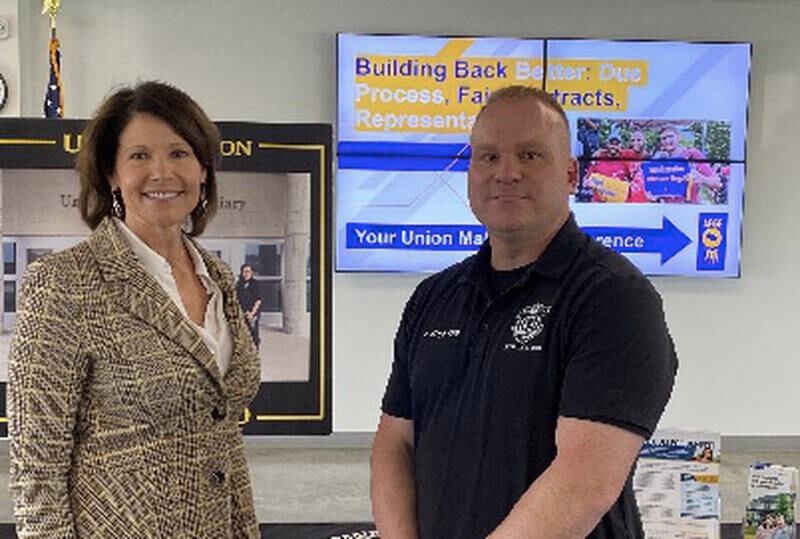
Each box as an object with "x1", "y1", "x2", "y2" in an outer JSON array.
[
  {"x1": 505, "y1": 303, "x2": 551, "y2": 352},
  {"x1": 423, "y1": 328, "x2": 461, "y2": 339}
]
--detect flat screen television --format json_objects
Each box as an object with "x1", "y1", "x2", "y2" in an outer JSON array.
[{"x1": 336, "y1": 33, "x2": 750, "y2": 276}]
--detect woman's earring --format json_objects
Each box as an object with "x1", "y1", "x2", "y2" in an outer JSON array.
[
  {"x1": 112, "y1": 189, "x2": 125, "y2": 219},
  {"x1": 198, "y1": 183, "x2": 208, "y2": 214}
]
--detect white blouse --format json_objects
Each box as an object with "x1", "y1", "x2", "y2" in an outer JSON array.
[{"x1": 113, "y1": 218, "x2": 233, "y2": 376}]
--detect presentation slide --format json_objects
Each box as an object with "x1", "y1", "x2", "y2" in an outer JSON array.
[{"x1": 336, "y1": 34, "x2": 750, "y2": 277}]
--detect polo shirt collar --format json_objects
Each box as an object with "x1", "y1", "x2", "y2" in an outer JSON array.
[
  {"x1": 462, "y1": 213, "x2": 586, "y2": 287},
  {"x1": 528, "y1": 213, "x2": 586, "y2": 279}
]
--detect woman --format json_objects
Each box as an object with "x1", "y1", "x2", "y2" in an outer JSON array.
[{"x1": 8, "y1": 81, "x2": 261, "y2": 538}]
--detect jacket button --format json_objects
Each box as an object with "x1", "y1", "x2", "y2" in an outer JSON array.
[
  {"x1": 211, "y1": 405, "x2": 226, "y2": 420},
  {"x1": 211, "y1": 470, "x2": 226, "y2": 485}
]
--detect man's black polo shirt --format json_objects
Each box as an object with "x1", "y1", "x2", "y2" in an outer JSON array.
[{"x1": 382, "y1": 214, "x2": 678, "y2": 538}]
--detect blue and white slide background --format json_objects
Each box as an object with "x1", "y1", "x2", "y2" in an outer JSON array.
[{"x1": 336, "y1": 34, "x2": 750, "y2": 276}]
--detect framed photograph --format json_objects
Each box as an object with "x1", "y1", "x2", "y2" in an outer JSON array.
[{"x1": 0, "y1": 118, "x2": 332, "y2": 435}]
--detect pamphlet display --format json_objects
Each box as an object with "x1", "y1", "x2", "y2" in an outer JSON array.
[
  {"x1": 634, "y1": 429, "x2": 721, "y2": 539},
  {"x1": 744, "y1": 463, "x2": 798, "y2": 539}
]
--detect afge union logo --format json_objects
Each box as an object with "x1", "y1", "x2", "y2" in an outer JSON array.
[
  {"x1": 696, "y1": 213, "x2": 727, "y2": 271},
  {"x1": 702, "y1": 227, "x2": 723, "y2": 261},
  {"x1": 505, "y1": 303, "x2": 551, "y2": 352}
]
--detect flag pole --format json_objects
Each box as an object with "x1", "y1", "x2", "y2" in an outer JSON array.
[{"x1": 42, "y1": 0, "x2": 63, "y2": 118}]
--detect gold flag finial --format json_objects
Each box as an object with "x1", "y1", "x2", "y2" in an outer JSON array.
[{"x1": 41, "y1": 0, "x2": 61, "y2": 30}]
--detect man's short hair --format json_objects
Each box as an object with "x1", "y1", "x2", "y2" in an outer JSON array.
[{"x1": 475, "y1": 85, "x2": 569, "y2": 131}]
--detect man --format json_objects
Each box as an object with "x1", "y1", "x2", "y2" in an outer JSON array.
[
  {"x1": 577, "y1": 118, "x2": 600, "y2": 159},
  {"x1": 582, "y1": 129, "x2": 646, "y2": 203},
  {"x1": 236, "y1": 263, "x2": 263, "y2": 349},
  {"x1": 594, "y1": 128, "x2": 624, "y2": 158},
  {"x1": 371, "y1": 85, "x2": 677, "y2": 538},
  {"x1": 654, "y1": 126, "x2": 700, "y2": 161},
  {"x1": 622, "y1": 130, "x2": 648, "y2": 160},
  {"x1": 652, "y1": 126, "x2": 722, "y2": 203}
]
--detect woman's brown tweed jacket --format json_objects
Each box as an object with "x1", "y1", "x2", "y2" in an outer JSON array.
[{"x1": 8, "y1": 217, "x2": 261, "y2": 538}]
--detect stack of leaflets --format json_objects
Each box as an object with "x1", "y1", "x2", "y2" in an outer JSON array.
[
  {"x1": 743, "y1": 463, "x2": 797, "y2": 539},
  {"x1": 634, "y1": 429, "x2": 721, "y2": 539}
]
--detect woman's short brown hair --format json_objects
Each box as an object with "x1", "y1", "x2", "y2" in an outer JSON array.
[{"x1": 78, "y1": 80, "x2": 220, "y2": 235}]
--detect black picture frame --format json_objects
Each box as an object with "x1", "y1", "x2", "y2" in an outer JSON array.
[{"x1": 0, "y1": 118, "x2": 333, "y2": 435}]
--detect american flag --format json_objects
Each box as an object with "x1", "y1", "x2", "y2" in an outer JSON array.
[{"x1": 44, "y1": 34, "x2": 63, "y2": 118}]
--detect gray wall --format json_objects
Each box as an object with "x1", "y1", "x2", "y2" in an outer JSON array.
[
  {"x1": 8, "y1": 0, "x2": 800, "y2": 434},
  {"x1": 0, "y1": 0, "x2": 20, "y2": 116}
]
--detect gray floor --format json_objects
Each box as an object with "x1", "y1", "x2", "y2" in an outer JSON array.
[{"x1": 0, "y1": 440, "x2": 798, "y2": 524}]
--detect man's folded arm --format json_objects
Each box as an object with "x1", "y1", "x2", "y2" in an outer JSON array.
[{"x1": 488, "y1": 416, "x2": 644, "y2": 539}]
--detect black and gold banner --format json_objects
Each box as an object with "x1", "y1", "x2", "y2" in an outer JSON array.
[{"x1": 0, "y1": 118, "x2": 333, "y2": 435}]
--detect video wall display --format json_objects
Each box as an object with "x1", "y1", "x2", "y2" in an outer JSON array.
[
  {"x1": 337, "y1": 34, "x2": 750, "y2": 277},
  {"x1": 0, "y1": 118, "x2": 332, "y2": 435}
]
